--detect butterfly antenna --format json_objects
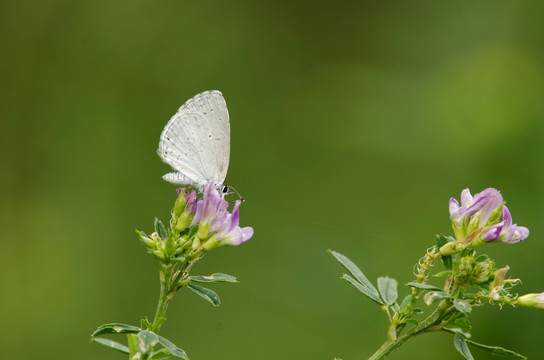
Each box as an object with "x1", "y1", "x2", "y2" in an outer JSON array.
[{"x1": 228, "y1": 185, "x2": 245, "y2": 202}]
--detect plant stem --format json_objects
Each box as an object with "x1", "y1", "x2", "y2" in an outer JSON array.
[
  {"x1": 367, "y1": 304, "x2": 451, "y2": 360},
  {"x1": 150, "y1": 264, "x2": 174, "y2": 333}
]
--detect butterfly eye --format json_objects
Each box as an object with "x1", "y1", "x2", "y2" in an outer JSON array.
[{"x1": 222, "y1": 185, "x2": 229, "y2": 194}]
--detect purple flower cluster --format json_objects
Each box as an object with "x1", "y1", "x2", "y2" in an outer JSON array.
[
  {"x1": 177, "y1": 182, "x2": 253, "y2": 251},
  {"x1": 449, "y1": 188, "x2": 529, "y2": 245}
]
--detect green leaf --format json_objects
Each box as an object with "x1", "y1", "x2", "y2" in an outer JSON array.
[
  {"x1": 149, "y1": 349, "x2": 171, "y2": 359},
  {"x1": 433, "y1": 270, "x2": 452, "y2": 278},
  {"x1": 406, "y1": 282, "x2": 443, "y2": 291},
  {"x1": 329, "y1": 250, "x2": 378, "y2": 294},
  {"x1": 137, "y1": 330, "x2": 159, "y2": 353},
  {"x1": 475, "y1": 254, "x2": 489, "y2": 262},
  {"x1": 187, "y1": 225, "x2": 199, "y2": 239},
  {"x1": 437, "y1": 234, "x2": 454, "y2": 270},
  {"x1": 424, "y1": 291, "x2": 451, "y2": 306},
  {"x1": 377, "y1": 277, "x2": 398, "y2": 305},
  {"x1": 436, "y1": 234, "x2": 449, "y2": 248},
  {"x1": 190, "y1": 273, "x2": 238, "y2": 283},
  {"x1": 444, "y1": 317, "x2": 472, "y2": 338},
  {"x1": 399, "y1": 295, "x2": 412, "y2": 313},
  {"x1": 453, "y1": 299, "x2": 472, "y2": 314},
  {"x1": 92, "y1": 337, "x2": 130, "y2": 354},
  {"x1": 454, "y1": 334, "x2": 474, "y2": 360},
  {"x1": 465, "y1": 339, "x2": 527, "y2": 360},
  {"x1": 91, "y1": 323, "x2": 142, "y2": 337},
  {"x1": 342, "y1": 274, "x2": 383, "y2": 305},
  {"x1": 400, "y1": 318, "x2": 419, "y2": 326},
  {"x1": 187, "y1": 284, "x2": 221, "y2": 306},
  {"x1": 155, "y1": 218, "x2": 168, "y2": 240},
  {"x1": 172, "y1": 256, "x2": 186, "y2": 263},
  {"x1": 157, "y1": 334, "x2": 190, "y2": 359}
]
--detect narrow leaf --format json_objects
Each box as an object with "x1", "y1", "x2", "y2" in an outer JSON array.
[
  {"x1": 433, "y1": 270, "x2": 452, "y2": 278},
  {"x1": 377, "y1": 277, "x2": 398, "y2": 305},
  {"x1": 187, "y1": 284, "x2": 221, "y2": 306},
  {"x1": 454, "y1": 299, "x2": 472, "y2": 314},
  {"x1": 154, "y1": 218, "x2": 168, "y2": 240},
  {"x1": 399, "y1": 295, "x2": 412, "y2": 315},
  {"x1": 475, "y1": 254, "x2": 489, "y2": 262},
  {"x1": 329, "y1": 250, "x2": 378, "y2": 294},
  {"x1": 465, "y1": 339, "x2": 527, "y2": 360},
  {"x1": 157, "y1": 335, "x2": 189, "y2": 359},
  {"x1": 149, "y1": 349, "x2": 171, "y2": 359},
  {"x1": 92, "y1": 337, "x2": 130, "y2": 354},
  {"x1": 400, "y1": 318, "x2": 419, "y2": 326},
  {"x1": 437, "y1": 234, "x2": 454, "y2": 270},
  {"x1": 454, "y1": 334, "x2": 474, "y2": 360},
  {"x1": 91, "y1": 323, "x2": 142, "y2": 337},
  {"x1": 443, "y1": 318, "x2": 472, "y2": 338},
  {"x1": 342, "y1": 274, "x2": 383, "y2": 305},
  {"x1": 190, "y1": 273, "x2": 238, "y2": 283},
  {"x1": 406, "y1": 282, "x2": 443, "y2": 291}
]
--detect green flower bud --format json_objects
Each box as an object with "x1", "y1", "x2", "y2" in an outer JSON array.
[
  {"x1": 515, "y1": 293, "x2": 544, "y2": 309},
  {"x1": 136, "y1": 230, "x2": 156, "y2": 248},
  {"x1": 472, "y1": 259, "x2": 495, "y2": 284},
  {"x1": 174, "y1": 188, "x2": 187, "y2": 217}
]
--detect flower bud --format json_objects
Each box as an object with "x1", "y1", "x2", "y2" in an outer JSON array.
[
  {"x1": 472, "y1": 259, "x2": 495, "y2": 284},
  {"x1": 515, "y1": 293, "x2": 544, "y2": 309},
  {"x1": 174, "y1": 188, "x2": 187, "y2": 217},
  {"x1": 137, "y1": 230, "x2": 156, "y2": 248},
  {"x1": 490, "y1": 265, "x2": 510, "y2": 289}
]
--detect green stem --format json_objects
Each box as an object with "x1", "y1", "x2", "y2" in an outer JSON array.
[
  {"x1": 150, "y1": 264, "x2": 174, "y2": 333},
  {"x1": 367, "y1": 304, "x2": 452, "y2": 360}
]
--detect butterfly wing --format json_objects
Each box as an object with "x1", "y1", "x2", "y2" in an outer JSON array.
[{"x1": 158, "y1": 90, "x2": 230, "y2": 188}]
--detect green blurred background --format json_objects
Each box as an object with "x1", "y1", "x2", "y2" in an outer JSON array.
[{"x1": 1, "y1": 0, "x2": 543, "y2": 359}]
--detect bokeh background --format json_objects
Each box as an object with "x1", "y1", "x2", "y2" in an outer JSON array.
[{"x1": 1, "y1": 1, "x2": 543, "y2": 359}]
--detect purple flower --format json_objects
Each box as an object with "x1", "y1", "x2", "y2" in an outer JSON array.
[
  {"x1": 449, "y1": 188, "x2": 503, "y2": 233},
  {"x1": 192, "y1": 182, "x2": 253, "y2": 251},
  {"x1": 447, "y1": 187, "x2": 528, "y2": 248},
  {"x1": 481, "y1": 206, "x2": 529, "y2": 244}
]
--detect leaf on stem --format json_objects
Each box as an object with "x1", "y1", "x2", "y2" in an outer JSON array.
[
  {"x1": 91, "y1": 323, "x2": 142, "y2": 337},
  {"x1": 149, "y1": 348, "x2": 171, "y2": 359},
  {"x1": 137, "y1": 330, "x2": 160, "y2": 353},
  {"x1": 424, "y1": 291, "x2": 451, "y2": 306},
  {"x1": 454, "y1": 334, "x2": 475, "y2": 360},
  {"x1": 433, "y1": 270, "x2": 452, "y2": 278},
  {"x1": 187, "y1": 284, "x2": 221, "y2": 306},
  {"x1": 377, "y1": 277, "x2": 398, "y2": 305},
  {"x1": 453, "y1": 299, "x2": 472, "y2": 314},
  {"x1": 406, "y1": 282, "x2": 443, "y2": 291},
  {"x1": 464, "y1": 339, "x2": 527, "y2": 360},
  {"x1": 436, "y1": 234, "x2": 453, "y2": 270},
  {"x1": 190, "y1": 273, "x2": 238, "y2": 283},
  {"x1": 329, "y1": 250, "x2": 378, "y2": 294},
  {"x1": 157, "y1": 334, "x2": 190, "y2": 359},
  {"x1": 444, "y1": 318, "x2": 472, "y2": 338},
  {"x1": 92, "y1": 337, "x2": 130, "y2": 354},
  {"x1": 342, "y1": 274, "x2": 383, "y2": 305}
]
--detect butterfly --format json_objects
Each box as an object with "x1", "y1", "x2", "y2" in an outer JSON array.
[{"x1": 157, "y1": 90, "x2": 234, "y2": 195}]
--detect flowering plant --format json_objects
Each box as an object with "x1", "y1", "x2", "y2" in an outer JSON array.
[
  {"x1": 90, "y1": 182, "x2": 253, "y2": 359},
  {"x1": 331, "y1": 188, "x2": 539, "y2": 360}
]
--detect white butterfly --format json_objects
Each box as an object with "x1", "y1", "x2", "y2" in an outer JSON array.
[{"x1": 158, "y1": 90, "x2": 231, "y2": 194}]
